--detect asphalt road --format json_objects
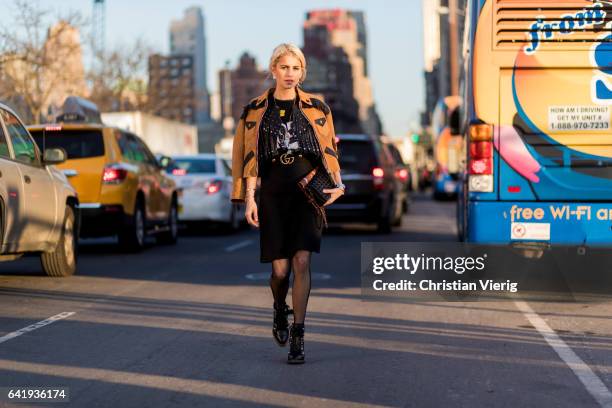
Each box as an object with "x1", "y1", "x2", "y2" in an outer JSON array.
[{"x1": 0, "y1": 193, "x2": 611, "y2": 407}]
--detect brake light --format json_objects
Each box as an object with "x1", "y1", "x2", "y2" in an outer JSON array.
[
  {"x1": 469, "y1": 158, "x2": 492, "y2": 175},
  {"x1": 469, "y1": 141, "x2": 492, "y2": 158},
  {"x1": 206, "y1": 180, "x2": 223, "y2": 194},
  {"x1": 395, "y1": 168, "x2": 408, "y2": 181},
  {"x1": 102, "y1": 167, "x2": 127, "y2": 183},
  {"x1": 372, "y1": 167, "x2": 384, "y2": 190},
  {"x1": 468, "y1": 125, "x2": 493, "y2": 176},
  {"x1": 172, "y1": 168, "x2": 187, "y2": 176},
  {"x1": 468, "y1": 123, "x2": 494, "y2": 192},
  {"x1": 45, "y1": 125, "x2": 62, "y2": 131}
]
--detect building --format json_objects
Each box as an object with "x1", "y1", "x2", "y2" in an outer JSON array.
[
  {"x1": 170, "y1": 6, "x2": 210, "y2": 124},
  {"x1": 148, "y1": 54, "x2": 196, "y2": 124},
  {"x1": 44, "y1": 21, "x2": 88, "y2": 121},
  {"x1": 421, "y1": 0, "x2": 466, "y2": 126},
  {"x1": 302, "y1": 9, "x2": 382, "y2": 136},
  {"x1": 219, "y1": 52, "x2": 272, "y2": 127},
  {"x1": 102, "y1": 111, "x2": 198, "y2": 156}
]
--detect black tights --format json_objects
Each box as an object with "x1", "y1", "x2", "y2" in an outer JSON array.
[{"x1": 270, "y1": 250, "x2": 311, "y2": 324}]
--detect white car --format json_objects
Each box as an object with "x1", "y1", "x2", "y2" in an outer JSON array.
[
  {"x1": 0, "y1": 104, "x2": 79, "y2": 276},
  {"x1": 168, "y1": 154, "x2": 243, "y2": 230}
]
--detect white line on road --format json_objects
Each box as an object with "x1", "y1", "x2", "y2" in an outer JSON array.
[
  {"x1": 0, "y1": 312, "x2": 75, "y2": 345},
  {"x1": 225, "y1": 239, "x2": 253, "y2": 252},
  {"x1": 514, "y1": 300, "x2": 612, "y2": 408}
]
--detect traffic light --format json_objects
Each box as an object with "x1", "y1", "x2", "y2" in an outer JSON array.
[{"x1": 411, "y1": 133, "x2": 420, "y2": 143}]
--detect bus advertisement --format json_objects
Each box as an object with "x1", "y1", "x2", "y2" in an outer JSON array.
[{"x1": 457, "y1": 0, "x2": 612, "y2": 245}]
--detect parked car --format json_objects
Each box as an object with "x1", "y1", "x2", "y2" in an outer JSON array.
[
  {"x1": 28, "y1": 98, "x2": 179, "y2": 251},
  {"x1": 326, "y1": 134, "x2": 403, "y2": 233},
  {"x1": 381, "y1": 138, "x2": 411, "y2": 218},
  {"x1": 0, "y1": 103, "x2": 79, "y2": 276},
  {"x1": 166, "y1": 154, "x2": 243, "y2": 230}
]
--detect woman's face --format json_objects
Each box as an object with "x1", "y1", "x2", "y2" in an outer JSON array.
[{"x1": 272, "y1": 54, "x2": 303, "y2": 90}]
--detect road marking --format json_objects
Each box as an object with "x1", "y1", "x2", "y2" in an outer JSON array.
[
  {"x1": 0, "y1": 312, "x2": 75, "y2": 345},
  {"x1": 514, "y1": 300, "x2": 612, "y2": 407},
  {"x1": 225, "y1": 240, "x2": 253, "y2": 252},
  {"x1": 245, "y1": 272, "x2": 331, "y2": 281}
]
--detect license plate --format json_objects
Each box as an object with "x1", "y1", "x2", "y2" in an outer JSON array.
[{"x1": 444, "y1": 181, "x2": 456, "y2": 193}]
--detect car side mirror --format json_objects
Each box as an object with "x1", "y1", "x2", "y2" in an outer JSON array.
[
  {"x1": 449, "y1": 107, "x2": 461, "y2": 136},
  {"x1": 43, "y1": 148, "x2": 67, "y2": 165},
  {"x1": 157, "y1": 155, "x2": 171, "y2": 170}
]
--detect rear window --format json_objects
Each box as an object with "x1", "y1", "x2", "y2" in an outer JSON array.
[
  {"x1": 30, "y1": 130, "x2": 104, "y2": 159},
  {"x1": 337, "y1": 140, "x2": 377, "y2": 174},
  {"x1": 168, "y1": 158, "x2": 216, "y2": 174},
  {"x1": 386, "y1": 144, "x2": 405, "y2": 165}
]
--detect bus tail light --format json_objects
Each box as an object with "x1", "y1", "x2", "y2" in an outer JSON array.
[{"x1": 468, "y1": 124, "x2": 493, "y2": 192}]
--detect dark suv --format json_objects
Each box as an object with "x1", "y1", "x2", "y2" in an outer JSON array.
[
  {"x1": 326, "y1": 134, "x2": 402, "y2": 233},
  {"x1": 382, "y1": 140, "x2": 411, "y2": 217}
]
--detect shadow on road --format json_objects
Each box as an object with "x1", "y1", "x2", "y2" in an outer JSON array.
[{"x1": 0, "y1": 286, "x2": 605, "y2": 407}]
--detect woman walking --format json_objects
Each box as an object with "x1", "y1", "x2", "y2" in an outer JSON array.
[{"x1": 231, "y1": 43, "x2": 344, "y2": 364}]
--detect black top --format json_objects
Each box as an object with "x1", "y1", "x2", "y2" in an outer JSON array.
[
  {"x1": 274, "y1": 98, "x2": 299, "y2": 152},
  {"x1": 257, "y1": 91, "x2": 321, "y2": 169}
]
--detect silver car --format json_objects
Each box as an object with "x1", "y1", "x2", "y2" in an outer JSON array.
[
  {"x1": 167, "y1": 154, "x2": 243, "y2": 230},
  {"x1": 0, "y1": 104, "x2": 79, "y2": 276}
]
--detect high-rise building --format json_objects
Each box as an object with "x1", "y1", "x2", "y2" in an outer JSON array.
[
  {"x1": 421, "y1": 0, "x2": 466, "y2": 126},
  {"x1": 170, "y1": 6, "x2": 210, "y2": 123},
  {"x1": 148, "y1": 54, "x2": 196, "y2": 124},
  {"x1": 302, "y1": 9, "x2": 382, "y2": 135},
  {"x1": 219, "y1": 52, "x2": 272, "y2": 127}
]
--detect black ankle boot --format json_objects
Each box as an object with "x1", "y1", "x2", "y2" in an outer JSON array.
[
  {"x1": 287, "y1": 324, "x2": 305, "y2": 364},
  {"x1": 272, "y1": 303, "x2": 293, "y2": 346}
]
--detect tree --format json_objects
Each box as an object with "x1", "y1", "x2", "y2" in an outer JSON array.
[
  {"x1": 88, "y1": 38, "x2": 152, "y2": 112},
  {"x1": 0, "y1": 0, "x2": 86, "y2": 123}
]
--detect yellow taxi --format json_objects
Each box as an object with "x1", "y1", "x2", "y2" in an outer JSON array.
[{"x1": 28, "y1": 99, "x2": 179, "y2": 251}]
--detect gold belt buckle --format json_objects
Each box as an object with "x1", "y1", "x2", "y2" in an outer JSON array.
[{"x1": 280, "y1": 152, "x2": 294, "y2": 165}]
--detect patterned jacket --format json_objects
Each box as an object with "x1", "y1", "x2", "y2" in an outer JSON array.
[{"x1": 231, "y1": 87, "x2": 340, "y2": 202}]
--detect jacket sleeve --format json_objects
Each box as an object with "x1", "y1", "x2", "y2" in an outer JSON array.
[
  {"x1": 327, "y1": 109, "x2": 338, "y2": 155},
  {"x1": 325, "y1": 108, "x2": 341, "y2": 173},
  {"x1": 231, "y1": 119, "x2": 246, "y2": 202}
]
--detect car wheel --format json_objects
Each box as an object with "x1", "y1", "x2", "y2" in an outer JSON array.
[
  {"x1": 119, "y1": 199, "x2": 146, "y2": 252},
  {"x1": 41, "y1": 206, "x2": 77, "y2": 277},
  {"x1": 157, "y1": 200, "x2": 179, "y2": 245}
]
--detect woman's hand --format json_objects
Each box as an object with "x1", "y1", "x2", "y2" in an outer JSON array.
[
  {"x1": 245, "y1": 197, "x2": 259, "y2": 228},
  {"x1": 322, "y1": 187, "x2": 344, "y2": 207}
]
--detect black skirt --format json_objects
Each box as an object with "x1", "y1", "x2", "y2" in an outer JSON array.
[{"x1": 259, "y1": 155, "x2": 323, "y2": 263}]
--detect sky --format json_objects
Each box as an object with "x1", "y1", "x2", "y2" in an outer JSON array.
[{"x1": 0, "y1": 0, "x2": 425, "y2": 137}]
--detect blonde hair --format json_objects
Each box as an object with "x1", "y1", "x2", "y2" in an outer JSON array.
[{"x1": 268, "y1": 43, "x2": 307, "y2": 83}]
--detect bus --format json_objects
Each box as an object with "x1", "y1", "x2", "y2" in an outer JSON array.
[
  {"x1": 456, "y1": 0, "x2": 612, "y2": 246},
  {"x1": 432, "y1": 96, "x2": 462, "y2": 199}
]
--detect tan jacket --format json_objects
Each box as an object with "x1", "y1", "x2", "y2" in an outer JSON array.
[{"x1": 231, "y1": 87, "x2": 340, "y2": 202}]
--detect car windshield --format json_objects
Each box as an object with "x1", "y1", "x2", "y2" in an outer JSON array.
[
  {"x1": 337, "y1": 140, "x2": 377, "y2": 174},
  {"x1": 168, "y1": 158, "x2": 216, "y2": 174},
  {"x1": 30, "y1": 129, "x2": 104, "y2": 159}
]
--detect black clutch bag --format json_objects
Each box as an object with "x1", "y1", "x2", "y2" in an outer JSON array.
[
  {"x1": 298, "y1": 167, "x2": 336, "y2": 227},
  {"x1": 298, "y1": 167, "x2": 335, "y2": 206}
]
